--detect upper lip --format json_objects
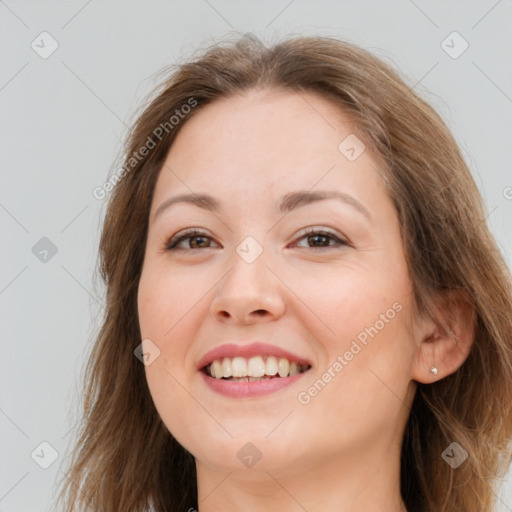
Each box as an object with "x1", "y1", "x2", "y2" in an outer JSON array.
[{"x1": 196, "y1": 342, "x2": 312, "y2": 371}]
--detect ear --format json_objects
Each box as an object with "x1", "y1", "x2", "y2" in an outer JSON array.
[{"x1": 411, "y1": 289, "x2": 476, "y2": 384}]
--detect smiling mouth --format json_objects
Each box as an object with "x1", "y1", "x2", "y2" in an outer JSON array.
[{"x1": 202, "y1": 355, "x2": 311, "y2": 381}]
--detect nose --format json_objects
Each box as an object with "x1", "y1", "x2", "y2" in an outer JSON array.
[{"x1": 209, "y1": 248, "x2": 286, "y2": 325}]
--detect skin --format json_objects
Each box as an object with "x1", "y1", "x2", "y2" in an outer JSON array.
[{"x1": 137, "y1": 88, "x2": 474, "y2": 512}]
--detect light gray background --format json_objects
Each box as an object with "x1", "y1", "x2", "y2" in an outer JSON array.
[{"x1": 1, "y1": 1, "x2": 511, "y2": 511}]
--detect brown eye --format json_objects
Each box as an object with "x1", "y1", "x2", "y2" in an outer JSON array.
[
  {"x1": 166, "y1": 230, "x2": 219, "y2": 251},
  {"x1": 188, "y1": 235, "x2": 211, "y2": 249},
  {"x1": 307, "y1": 233, "x2": 332, "y2": 247},
  {"x1": 293, "y1": 229, "x2": 348, "y2": 250}
]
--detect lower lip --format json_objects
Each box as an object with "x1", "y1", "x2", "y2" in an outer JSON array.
[{"x1": 200, "y1": 371, "x2": 309, "y2": 398}]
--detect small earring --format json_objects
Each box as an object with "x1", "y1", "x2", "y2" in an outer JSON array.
[{"x1": 429, "y1": 366, "x2": 438, "y2": 375}]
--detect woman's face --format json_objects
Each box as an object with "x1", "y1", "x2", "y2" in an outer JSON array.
[{"x1": 138, "y1": 88, "x2": 421, "y2": 477}]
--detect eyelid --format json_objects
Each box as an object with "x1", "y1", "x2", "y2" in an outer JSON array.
[
  {"x1": 165, "y1": 226, "x2": 350, "y2": 251},
  {"x1": 290, "y1": 226, "x2": 350, "y2": 249},
  {"x1": 166, "y1": 228, "x2": 218, "y2": 250}
]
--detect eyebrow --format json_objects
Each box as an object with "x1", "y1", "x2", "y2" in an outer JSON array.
[{"x1": 153, "y1": 190, "x2": 371, "y2": 222}]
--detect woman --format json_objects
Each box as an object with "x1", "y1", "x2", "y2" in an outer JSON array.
[{"x1": 56, "y1": 33, "x2": 512, "y2": 512}]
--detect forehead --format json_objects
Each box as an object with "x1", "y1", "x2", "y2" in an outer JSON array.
[
  {"x1": 167, "y1": 88, "x2": 362, "y2": 167},
  {"x1": 152, "y1": 88, "x2": 388, "y2": 214}
]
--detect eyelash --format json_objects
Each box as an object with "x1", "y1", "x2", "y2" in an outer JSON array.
[{"x1": 165, "y1": 227, "x2": 349, "y2": 252}]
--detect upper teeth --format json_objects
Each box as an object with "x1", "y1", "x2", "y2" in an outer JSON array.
[{"x1": 207, "y1": 356, "x2": 308, "y2": 379}]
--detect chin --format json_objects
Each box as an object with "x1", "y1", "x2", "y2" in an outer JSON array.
[{"x1": 177, "y1": 427, "x2": 303, "y2": 471}]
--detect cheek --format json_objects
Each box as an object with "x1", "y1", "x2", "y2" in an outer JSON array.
[
  {"x1": 138, "y1": 263, "x2": 203, "y2": 341},
  {"x1": 287, "y1": 260, "x2": 408, "y2": 350},
  {"x1": 137, "y1": 269, "x2": 195, "y2": 399},
  {"x1": 138, "y1": 269, "x2": 202, "y2": 449},
  {"x1": 292, "y1": 259, "x2": 414, "y2": 413},
  {"x1": 143, "y1": 362, "x2": 200, "y2": 454},
  {"x1": 297, "y1": 314, "x2": 415, "y2": 445},
  {"x1": 137, "y1": 262, "x2": 212, "y2": 396}
]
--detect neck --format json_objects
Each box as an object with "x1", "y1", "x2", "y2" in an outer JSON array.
[{"x1": 195, "y1": 441, "x2": 407, "y2": 512}]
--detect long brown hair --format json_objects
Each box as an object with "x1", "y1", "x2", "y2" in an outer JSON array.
[{"x1": 55, "y1": 33, "x2": 512, "y2": 512}]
